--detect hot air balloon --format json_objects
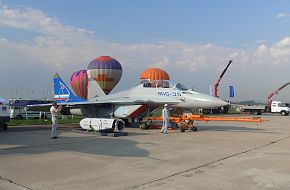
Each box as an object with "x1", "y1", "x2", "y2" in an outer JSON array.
[
  {"x1": 70, "y1": 70, "x2": 88, "y2": 99},
  {"x1": 140, "y1": 68, "x2": 170, "y2": 81},
  {"x1": 87, "y1": 56, "x2": 122, "y2": 95}
]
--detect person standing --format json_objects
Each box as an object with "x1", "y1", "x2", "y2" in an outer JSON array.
[
  {"x1": 161, "y1": 104, "x2": 170, "y2": 134},
  {"x1": 50, "y1": 102, "x2": 62, "y2": 139}
]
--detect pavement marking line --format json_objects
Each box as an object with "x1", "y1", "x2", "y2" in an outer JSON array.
[
  {"x1": 0, "y1": 176, "x2": 33, "y2": 190},
  {"x1": 127, "y1": 135, "x2": 290, "y2": 190}
]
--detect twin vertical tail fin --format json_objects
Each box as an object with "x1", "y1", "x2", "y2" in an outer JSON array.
[
  {"x1": 53, "y1": 73, "x2": 86, "y2": 103},
  {"x1": 87, "y1": 71, "x2": 106, "y2": 99}
]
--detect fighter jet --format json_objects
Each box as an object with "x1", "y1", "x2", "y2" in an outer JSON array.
[{"x1": 52, "y1": 73, "x2": 228, "y2": 119}]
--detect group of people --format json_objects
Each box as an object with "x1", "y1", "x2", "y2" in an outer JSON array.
[{"x1": 49, "y1": 102, "x2": 170, "y2": 139}]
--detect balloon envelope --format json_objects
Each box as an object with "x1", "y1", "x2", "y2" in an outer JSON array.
[
  {"x1": 140, "y1": 68, "x2": 170, "y2": 81},
  {"x1": 70, "y1": 70, "x2": 88, "y2": 99},
  {"x1": 87, "y1": 56, "x2": 122, "y2": 94}
]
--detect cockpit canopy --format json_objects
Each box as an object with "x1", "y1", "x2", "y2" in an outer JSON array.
[{"x1": 141, "y1": 80, "x2": 190, "y2": 91}]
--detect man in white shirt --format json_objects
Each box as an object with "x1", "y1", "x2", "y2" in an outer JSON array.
[
  {"x1": 50, "y1": 102, "x2": 62, "y2": 139},
  {"x1": 161, "y1": 104, "x2": 170, "y2": 134}
]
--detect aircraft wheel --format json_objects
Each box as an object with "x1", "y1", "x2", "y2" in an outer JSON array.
[
  {"x1": 191, "y1": 127, "x2": 197, "y2": 132},
  {"x1": 253, "y1": 111, "x2": 258, "y2": 115},
  {"x1": 139, "y1": 123, "x2": 149, "y2": 130},
  {"x1": 180, "y1": 126, "x2": 186, "y2": 132}
]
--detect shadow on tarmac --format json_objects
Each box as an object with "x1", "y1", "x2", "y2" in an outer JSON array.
[
  {"x1": 0, "y1": 126, "x2": 150, "y2": 158},
  {"x1": 0, "y1": 125, "x2": 79, "y2": 132},
  {"x1": 0, "y1": 125, "x2": 51, "y2": 132},
  {"x1": 197, "y1": 125, "x2": 279, "y2": 134}
]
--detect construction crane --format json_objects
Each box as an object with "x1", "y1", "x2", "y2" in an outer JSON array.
[
  {"x1": 214, "y1": 60, "x2": 232, "y2": 97},
  {"x1": 267, "y1": 82, "x2": 290, "y2": 106}
]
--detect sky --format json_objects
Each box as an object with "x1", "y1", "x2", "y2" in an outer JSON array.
[{"x1": 0, "y1": 0, "x2": 290, "y2": 102}]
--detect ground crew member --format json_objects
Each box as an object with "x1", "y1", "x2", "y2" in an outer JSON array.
[
  {"x1": 161, "y1": 104, "x2": 170, "y2": 134},
  {"x1": 50, "y1": 102, "x2": 62, "y2": 139}
]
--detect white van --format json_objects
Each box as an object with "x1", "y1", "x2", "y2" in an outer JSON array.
[{"x1": 271, "y1": 101, "x2": 290, "y2": 116}]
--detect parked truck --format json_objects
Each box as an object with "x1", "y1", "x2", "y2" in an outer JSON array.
[
  {"x1": 0, "y1": 99, "x2": 10, "y2": 130},
  {"x1": 241, "y1": 101, "x2": 289, "y2": 116},
  {"x1": 241, "y1": 104, "x2": 265, "y2": 115}
]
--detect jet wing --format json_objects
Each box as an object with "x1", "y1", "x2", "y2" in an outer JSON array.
[
  {"x1": 28, "y1": 95, "x2": 181, "y2": 108},
  {"x1": 33, "y1": 96, "x2": 179, "y2": 106},
  {"x1": 92, "y1": 95, "x2": 181, "y2": 105},
  {"x1": 27, "y1": 103, "x2": 52, "y2": 111}
]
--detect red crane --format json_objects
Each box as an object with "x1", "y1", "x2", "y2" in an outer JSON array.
[
  {"x1": 214, "y1": 60, "x2": 232, "y2": 97},
  {"x1": 267, "y1": 82, "x2": 290, "y2": 106}
]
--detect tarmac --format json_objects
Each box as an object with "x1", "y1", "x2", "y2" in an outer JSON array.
[{"x1": 0, "y1": 114, "x2": 290, "y2": 190}]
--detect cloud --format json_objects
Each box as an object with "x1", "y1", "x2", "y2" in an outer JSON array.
[
  {"x1": 255, "y1": 37, "x2": 290, "y2": 64},
  {"x1": 1, "y1": 4, "x2": 290, "y2": 101},
  {"x1": 1, "y1": 4, "x2": 290, "y2": 73},
  {"x1": 0, "y1": 4, "x2": 252, "y2": 73},
  {"x1": 151, "y1": 56, "x2": 170, "y2": 68},
  {"x1": 276, "y1": 13, "x2": 290, "y2": 18}
]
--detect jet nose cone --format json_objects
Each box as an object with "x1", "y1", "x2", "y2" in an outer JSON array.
[{"x1": 211, "y1": 97, "x2": 229, "y2": 108}]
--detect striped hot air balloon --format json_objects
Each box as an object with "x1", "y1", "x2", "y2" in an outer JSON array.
[
  {"x1": 87, "y1": 56, "x2": 122, "y2": 95},
  {"x1": 70, "y1": 70, "x2": 88, "y2": 99},
  {"x1": 140, "y1": 68, "x2": 170, "y2": 81}
]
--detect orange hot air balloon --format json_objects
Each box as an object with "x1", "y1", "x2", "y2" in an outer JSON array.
[{"x1": 140, "y1": 68, "x2": 170, "y2": 81}]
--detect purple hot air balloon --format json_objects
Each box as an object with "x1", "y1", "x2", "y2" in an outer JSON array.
[
  {"x1": 70, "y1": 70, "x2": 88, "y2": 99},
  {"x1": 87, "y1": 56, "x2": 122, "y2": 94}
]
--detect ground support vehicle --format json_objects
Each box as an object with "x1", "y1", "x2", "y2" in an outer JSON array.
[{"x1": 141, "y1": 114, "x2": 267, "y2": 132}]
